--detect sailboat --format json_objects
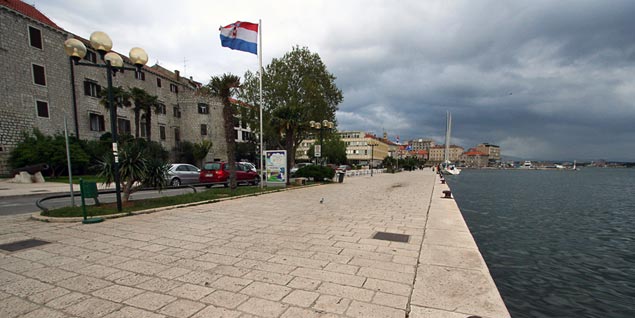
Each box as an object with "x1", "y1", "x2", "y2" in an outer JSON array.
[{"x1": 442, "y1": 111, "x2": 461, "y2": 175}]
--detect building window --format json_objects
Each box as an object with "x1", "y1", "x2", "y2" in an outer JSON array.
[
  {"x1": 84, "y1": 80, "x2": 101, "y2": 97},
  {"x1": 36, "y1": 100, "x2": 49, "y2": 118},
  {"x1": 156, "y1": 78, "x2": 162, "y2": 87},
  {"x1": 117, "y1": 118, "x2": 131, "y2": 135},
  {"x1": 174, "y1": 127, "x2": 181, "y2": 143},
  {"x1": 29, "y1": 26, "x2": 42, "y2": 49},
  {"x1": 173, "y1": 106, "x2": 181, "y2": 118},
  {"x1": 32, "y1": 64, "x2": 46, "y2": 86},
  {"x1": 89, "y1": 113, "x2": 105, "y2": 131},
  {"x1": 84, "y1": 50, "x2": 97, "y2": 63},
  {"x1": 157, "y1": 103, "x2": 166, "y2": 115},
  {"x1": 197, "y1": 103, "x2": 209, "y2": 114},
  {"x1": 135, "y1": 71, "x2": 145, "y2": 81},
  {"x1": 159, "y1": 126, "x2": 166, "y2": 140},
  {"x1": 233, "y1": 117, "x2": 240, "y2": 127},
  {"x1": 170, "y1": 83, "x2": 178, "y2": 93},
  {"x1": 200, "y1": 124, "x2": 207, "y2": 136}
]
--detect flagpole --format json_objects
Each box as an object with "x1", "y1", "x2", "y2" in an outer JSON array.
[{"x1": 258, "y1": 19, "x2": 264, "y2": 189}]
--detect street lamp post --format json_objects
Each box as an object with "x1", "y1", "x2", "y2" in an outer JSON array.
[
  {"x1": 309, "y1": 120, "x2": 334, "y2": 166},
  {"x1": 368, "y1": 141, "x2": 378, "y2": 176},
  {"x1": 64, "y1": 32, "x2": 149, "y2": 213}
]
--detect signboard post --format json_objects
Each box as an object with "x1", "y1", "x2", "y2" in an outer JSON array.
[{"x1": 264, "y1": 150, "x2": 287, "y2": 187}]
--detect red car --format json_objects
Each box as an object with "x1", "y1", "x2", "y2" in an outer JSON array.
[{"x1": 199, "y1": 161, "x2": 260, "y2": 187}]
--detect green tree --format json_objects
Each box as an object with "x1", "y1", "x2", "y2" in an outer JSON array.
[
  {"x1": 173, "y1": 141, "x2": 196, "y2": 165},
  {"x1": 241, "y1": 46, "x2": 343, "y2": 173},
  {"x1": 98, "y1": 139, "x2": 169, "y2": 202},
  {"x1": 99, "y1": 86, "x2": 131, "y2": 111},
  {"x1": 129, "y1": 87, "x2": 159, "y2": 140},
  {"x1": 9, "y1": 129, "x2": 90, "y2": 177},
  {"x1": 206, "y1": 74, "x2": 241, "y2": 190},
  {"x1": 322, "y1": 134, "x2": 347, "y2": 165},
  {"x1": 193, "y1": 140, "x2": 213, "y2": 167}
]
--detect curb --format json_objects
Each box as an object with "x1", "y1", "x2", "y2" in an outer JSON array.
[{"x1": 31, "y1": 183, "x2": 323, "y2": 223}]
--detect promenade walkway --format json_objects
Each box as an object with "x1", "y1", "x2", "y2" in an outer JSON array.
[{"x1": 0, "y1": 170, "x2": 509, "y2": 318}]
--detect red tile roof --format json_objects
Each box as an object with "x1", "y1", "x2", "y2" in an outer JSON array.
[
  {"x1": 463, "y1": 150, "x2": 488, "y2": 156},
  {"x1": 1, "y1": 0, "x2": 60, "y2": 29}
]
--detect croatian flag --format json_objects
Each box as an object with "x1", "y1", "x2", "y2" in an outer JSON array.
[{"x1": 219, "y1": 21, "x2": 258, "y2": 55}]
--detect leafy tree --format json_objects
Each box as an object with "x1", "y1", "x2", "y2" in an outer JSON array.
[
  {"x1": 206, "y1": 74, "x2": 241, "y2": 190},
  {"x1": 173, "y1": 141, "x2": 196, "y2": 165},
  {"x1": 322, "y1": 134, "x2": 347, "y2": 165},
  {"x1": 129, "y1": 87, "x2": 159, "y2": 140},
  {"x1": 193, "y1": 140, "x2": 213, "y2": 167},
  {"x1": 235, "y1": 141, "x2": 257, "y2": 163},
  {"x1": 241, "y1": 46, "x2": 343, "y2": 173},
  {"x1": 383, "y1": 156, "x2": 398, "y2": 173},
  {"x1": 9, "y1": 129, "x2": 90, "y2": 177},
  {"x1": 99, "y1": 86, "x2": 131, "y2": 112},
  {"x1": 98, "y1": 139, "x2": 168, "y2": 202},
  {"x1": 306, "y1": 133, "x2": 347, "y2": 166}
]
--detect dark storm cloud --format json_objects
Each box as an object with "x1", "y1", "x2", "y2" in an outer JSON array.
[
  {"x1": 329, "y1": 0, "x2": 635, "y2": 160},
  {"x1": 36, "y1": 0, "x2": 635, "y2": 160}
]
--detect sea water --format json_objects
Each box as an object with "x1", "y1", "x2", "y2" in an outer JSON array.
[{"x1": 446, "y1": 168, "x2": 635, "y2": 318}]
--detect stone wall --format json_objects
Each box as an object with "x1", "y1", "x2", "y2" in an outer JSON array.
[
  {"x1": 0, "y1": 4, "x2": 230, "y2": 175},
  {"x1": 0, "y1": 6, "x2": 72, "y2": 175}
]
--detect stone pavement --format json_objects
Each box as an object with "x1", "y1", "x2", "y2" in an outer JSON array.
[{"x1": 0, "y1": 170, "x2": 509, "y2": 318}]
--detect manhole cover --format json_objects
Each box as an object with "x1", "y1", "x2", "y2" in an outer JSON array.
[
  {"x1": 372, "y1": 232, "x2": 410, "y2": 243},
  {"x1": 0, "y1": 239, "x2": 51, "y2": 252}
]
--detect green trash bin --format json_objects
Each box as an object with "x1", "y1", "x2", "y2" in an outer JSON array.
[{"x1": 80, "y1": 179, "x2": 104, "y2": 224}]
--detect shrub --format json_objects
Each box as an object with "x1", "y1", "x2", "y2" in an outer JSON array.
[
  {"x1": 9, "y1": 129, "x2": 90, "y2": 177},
  {"x1": 295, "y1": 165, "x2": 335, "y2": 181}
]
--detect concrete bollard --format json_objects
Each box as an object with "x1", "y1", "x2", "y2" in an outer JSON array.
[{"x1": 442, "y1": 190, "x2": 452, "y2": 198}]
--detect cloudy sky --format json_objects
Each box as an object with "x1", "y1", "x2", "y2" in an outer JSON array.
[{"x1": 35, "y1": 0, "x2": 635, "y2": 161}]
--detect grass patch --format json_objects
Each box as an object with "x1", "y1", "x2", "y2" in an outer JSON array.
[
  {"x1": 46, "y1": 175, "x2": 105, "y2": 184},
  {"x1": 43, "y1": 185, "x2": 280, "y2": 218}
]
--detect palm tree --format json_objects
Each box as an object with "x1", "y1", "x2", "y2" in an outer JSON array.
[
  {"x1": 129, "y1": 87, "x2": 159, "y2": 140},
  {"x1": 207, "y1": 74, "x2": 240, "y2": 190},
  {"x1": 99, "y1": 86, "x2": 132, "y2": 136}
]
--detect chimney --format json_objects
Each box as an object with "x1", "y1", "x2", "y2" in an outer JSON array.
[{"x1": 174, "y1": 70, "x2": 180, "y2": 80}]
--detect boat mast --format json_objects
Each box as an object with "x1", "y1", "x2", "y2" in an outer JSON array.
[{"x1": 445, "y1": 111, "x2": 451, "y2": 164}]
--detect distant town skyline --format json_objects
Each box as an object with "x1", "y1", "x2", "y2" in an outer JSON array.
[{"x1": 36, "y1": 0, "x2": 635, "y2": 161}]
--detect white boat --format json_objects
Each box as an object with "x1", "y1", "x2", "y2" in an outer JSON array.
[
  {"x1": 520, "y1": 160, "x2": 533, "y2": 169},
  {"x1": 442, "y1": 111, "x2": 461, "y2": 175}
]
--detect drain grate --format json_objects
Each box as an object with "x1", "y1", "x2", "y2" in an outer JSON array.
[
  {"x1": 372, "y1": 232, "x2": 410, "y2": 243},
  {"x1": 0, "y1": 239, "x2": 51, "y2": 252},
  {"x1": 30, "y1": 190, "x2": 48, "y2": 193}
]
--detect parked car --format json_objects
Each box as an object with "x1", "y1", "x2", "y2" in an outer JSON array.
[
  {"x1": 337, "y1": 165, "x2": 351, "y2": 172},
  {"x1": 167, "y1": 163, "x2": 200, "y2": 186},
  {"x1": 290, "y1": 162, "x2": 313, "y2": 177},
  {"x1": 199, "y1": 161, "x2": 260, "y2": 187}
]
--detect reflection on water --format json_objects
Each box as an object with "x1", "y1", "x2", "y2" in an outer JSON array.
[{"x1": 447, "y1": 168, "x2": 635, "y2": 318}]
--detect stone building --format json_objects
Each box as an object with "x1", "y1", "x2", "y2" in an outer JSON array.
[
  {"x1": 296, "y1": 131, "x2": 390, "y2": 167},
  {"x1": 476, "y1": 143, "x2": 501, "y2": 166},
  {"x1": 428, "y1": 145, "x2": 464, "y2": 163},
  {"x1": 407, "y1": 138, "x2": 435, "y2": 152},
  {"x1": 0, "y1": 0, "x2": 230, "y2": 175},
  {"x1": 460, "y1": 149, "x2": 489, "y2": 168}
]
